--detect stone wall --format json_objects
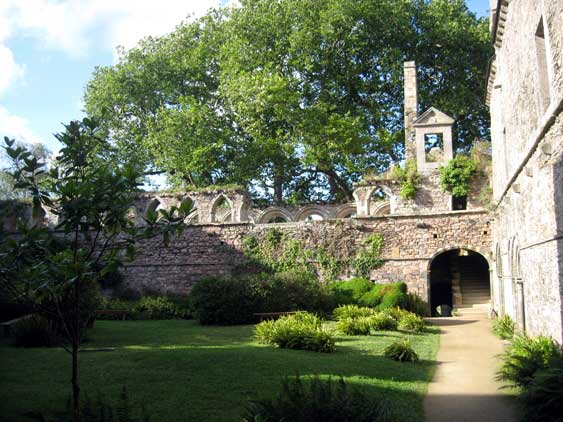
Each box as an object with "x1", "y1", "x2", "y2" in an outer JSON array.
[
  {"x1": 122, "y1": 210, "x2": 492, "y2": 303},
  {"x1": 488, "y1": 0, "x2": 563, "y2": 342}
]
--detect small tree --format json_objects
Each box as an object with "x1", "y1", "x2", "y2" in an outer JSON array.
[{"x1": 0, "y1": 118, "x2": 192, "y2": 420}]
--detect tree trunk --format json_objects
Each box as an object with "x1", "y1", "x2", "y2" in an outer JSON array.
[
  {"x1": 327, "y1": 173, "x2": 339, "y2": 199},
  {"x1": 72, "y1": 281, "x2": 81, "y2": 421},
  {"x1": 72, "y1": 342, "x2": 80, "y2": 421},
  {"x1": 273, "y1": 171, "x2": 283, "y2": 205},
  {"x1": 318, "y1": 167, "x2": 353, "y2": 201}
]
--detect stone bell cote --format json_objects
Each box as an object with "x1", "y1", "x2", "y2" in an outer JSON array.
[{"x1": 413, "y1": 107, "x2": 454, "y2": 172}]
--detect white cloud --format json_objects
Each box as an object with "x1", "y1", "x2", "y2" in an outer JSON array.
[
  {"x1": 0, "y1": 44, "x2": 25, "y2": 97},
  {"x1": 2, "y1": 0, "x2": 225, "y2": 56},
  {"x1": 0, "y1": 0, "x2": 233, "y2": 95},
  {"x1": 0, "y1": 106, "x2": 43, "y2": 144}
]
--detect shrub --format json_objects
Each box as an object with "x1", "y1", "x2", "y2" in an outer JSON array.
[
  {"x1": 384, "y1": 338, "x2": 419, "y2": 363},
  {"x1": 113, "y1": 285, "x2": 142, "y2": 301},
  {"x1": 359, "y1": 282, "x2": 408, "y2": 310},
  {"x1": 337, "y1": 317, "x2": 373, "y2": 335},
  {"x1": 165, "y1": 295, "x2": 192, "y2": 319},
  {"x1": 397, "y1": 312, "x2": 426, "y2": 333},
  {"x1": 13, "y1": 315, "x2": 60, "y2": 347},
  {"x1": 392, "y1": 160, "x2": 419, "y2": 200},
  {"x1": 189, "y1": 276, "x2": 262, "y2": 325},
  {"x1": 330, "y1": 278, "x2": 373, "y2": 305},
  {"x1": 493, "y1": 315, "x2": 515, "y2": 340},
  {"x1": 333, "y1": 305, "x2": 375, "y2": 321},
  {"x1": 497, "y1": 335, "x2": 562, "y2": 389},
  {"x1": 255, "y1": 312, "x2": 335, "y2": 353},
  {"x1": 370, "y1": 313, "x2": 398, "y2": 331},
  {"x1": 260, "y1": 271, "x2": 335, "y2": 314},
  {"x1": 379, "y1": 306, "x2": 407, "y2": 322},
  {"x1": 134, "y1": 296, "x2": 178, "y2": 320},
  {"x1": 379, "y1": 288, "x2": 408, "y2": 310},
  {"x1": 522, "y1": 362, "x2": 563, "y2": 422},
  {"x1": 404, "y1": 293, "x2": 429, "y2": 316},
  {"x1": 439, "y1": 154, "x2": 477, "y2": 197},
  {"x1": 97, "y1": 295, "x2": 191, "y2": 320},
  {"x1": 189, "y1": 272, "x2": 333, "y2": 325},
  {"x1": 242, "y1": 375, "x2": 388, "y2": 422}
]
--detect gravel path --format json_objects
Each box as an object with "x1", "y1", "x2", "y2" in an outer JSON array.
[{"x1": 424, "y1": 314, "x2": 518, "y2": 422}]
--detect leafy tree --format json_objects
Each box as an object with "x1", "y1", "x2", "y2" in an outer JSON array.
[
  {"x1": 0, "y1": 141, "x2": 51, "y2": 199},
  {"x1": 84, "y1": 0, "x2": 491, "y2": 202},
  {"x1": 0, "y1": 119, "x2": 192, "y2": 420}
]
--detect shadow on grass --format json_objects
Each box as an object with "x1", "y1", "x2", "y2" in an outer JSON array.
[{"x1": 0, "y1": 320, "x2": 440, "y2": 422}]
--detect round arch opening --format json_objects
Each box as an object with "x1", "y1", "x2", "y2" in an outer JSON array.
[{"x1": 429, "y1": 249, "x2": 490, "y2": 317}]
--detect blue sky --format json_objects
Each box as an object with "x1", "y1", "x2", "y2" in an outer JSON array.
[{"x1": 0, "y1": 0, "x2": 491, "y2": 155}]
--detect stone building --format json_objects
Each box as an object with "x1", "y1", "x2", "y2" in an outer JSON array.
[
  {"x1": 96, "y1": 60, "x2": 490, "y2": 318},
  {"x1": 487, "y1": 0, "x2": 563, "y2": 342},
  {"x1": 2, "y1": 61, "x2": 497, "y2": 318}
]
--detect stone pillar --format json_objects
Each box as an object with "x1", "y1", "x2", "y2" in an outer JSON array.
[
  {"x1": 353, "y1": 187, "x2": 372, "y2": 217},
  {"x1": 404, "y1": 61, "x2": 418, "y2": 162},
  {"x1": 515, "y1": 278, "x2": 525, "y2": 332},
  {"x1": 231, "y1": 192, "x2": 251, "y2": 223}
]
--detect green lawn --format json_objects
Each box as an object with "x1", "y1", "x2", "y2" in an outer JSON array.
[{"x1": 0, "y1": 320, "x2": 439, "y2": 421}]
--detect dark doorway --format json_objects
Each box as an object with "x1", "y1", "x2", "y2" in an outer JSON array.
[{"x1": 429, "y1": 249, "x2": 490, "y2": 316}]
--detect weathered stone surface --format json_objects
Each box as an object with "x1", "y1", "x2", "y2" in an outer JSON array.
[
  {"x1": 122, "y1": 211, "x2": 492, "y2": 304},
  {"x1": 488, "y1": 0, "x2": 563, "y2": 342}
]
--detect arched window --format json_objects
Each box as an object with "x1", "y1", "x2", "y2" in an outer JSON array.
[
  {"x1": 210, "y1": 195, "x2": 233, "y2": 223},
  {"x1": 369, "y1": 187, "x2": 390, "y2": 216},
  {"x1": 295, "y1": 207, "x2": 328, "y2": 222}
]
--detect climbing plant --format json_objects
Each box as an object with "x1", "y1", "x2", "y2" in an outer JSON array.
[
  {"x1": 243, "y1": 228, "x2": 384, "y2": 280},
  {"x1": 439, "y1": 155, "x2": 477, "y2": 197},
  {"x1": 351, "y1": 233, "x2": 384, "y2": 278},
  {"x1": 392, "y1": 160, "x2": 419, "y2": 200}
]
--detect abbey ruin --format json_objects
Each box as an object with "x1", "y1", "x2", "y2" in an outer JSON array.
[{"x1": 2, "y1": 0, "x2": 562, "y2": 343}]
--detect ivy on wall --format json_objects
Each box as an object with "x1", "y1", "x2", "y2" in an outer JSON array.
[
  {"x1": 351, "y1": 233, "x2": 384, "y2": 278},
  {"x1": 242, "y1": 227, "x2": 384, "y2": 280}
]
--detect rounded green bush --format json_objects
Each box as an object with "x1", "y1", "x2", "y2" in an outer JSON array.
[{"x1": 330, "y1": 278, "x2": 373, "y2": 305}]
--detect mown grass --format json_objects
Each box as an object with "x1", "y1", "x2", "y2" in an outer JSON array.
[{"x1": 0, "y1": 320, "x2": 439, "y2": 421}]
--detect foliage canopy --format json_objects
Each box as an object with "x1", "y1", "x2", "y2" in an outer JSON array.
[{"x1": 84, "y1": 0, "x2": 492, "y2": 203}]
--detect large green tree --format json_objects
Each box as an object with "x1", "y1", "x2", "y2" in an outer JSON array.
[{"x1": 84, "y1": 0, "x2": 491, "y2": 203}]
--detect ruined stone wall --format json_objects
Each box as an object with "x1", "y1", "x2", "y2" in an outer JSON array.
[
  {"x1": 122, "y1": 210, "x2": 492, "y2": 303},
  {"x1": 489, "y1": 0, "x2": 563, "y2": 342}
]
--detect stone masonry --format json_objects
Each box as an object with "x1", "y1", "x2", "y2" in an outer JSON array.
[
  {"x1": 487, "y1": 0, "x2": 563, "y2": 342},
  {"x1": 123, "y1": 210, "x2": 491, "y2": 305}
]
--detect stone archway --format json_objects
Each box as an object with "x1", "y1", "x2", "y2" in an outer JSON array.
[
  {"x1": 295, "y1": 206, "x2": 328, "y2": 222},
  {"x1": 428, "y1": 248, "x2": 491, "y2": 316},
  {"x1": 258, "y1": 207, "x2": 293, "y2": 224},
  {"x1": 210, "y1": 194, "x2": 233, "y2": 223}
]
